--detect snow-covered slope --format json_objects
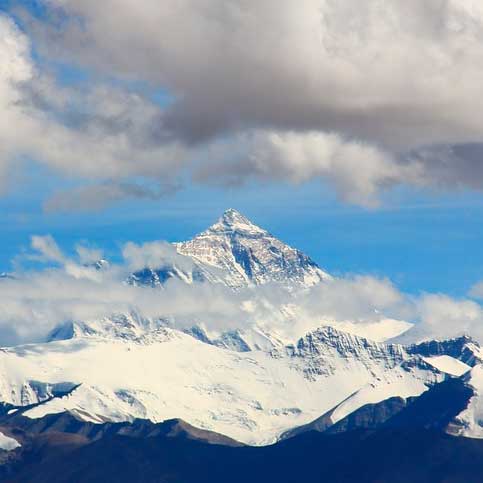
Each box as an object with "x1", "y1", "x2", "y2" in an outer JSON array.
[
  {"x1": 330, "y1": 319, "x2": 414, "y2": 342},
  {"x1": 0, "y1": 326, "x2": 470, "y2": 445},
  {"x1": 447, "y1": 362, "x2": 483, "y2": 438},
  {"x1": 48, "y1": 309, "x2": 413, "y2": 356},
  {"x1": 422, "y1": 355, "x2": 471, "y2": 377},
  {"x1": 47, "y1": 312, "x2": 168, "y2": 343},
  {"x1": 0, "y1": 431, "x2": 20, "y2": 451}
]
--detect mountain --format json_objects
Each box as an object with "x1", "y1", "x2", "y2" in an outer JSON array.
[
  {"x1": 282, "y1": 375, "x2": 475, "y2": 440},
  {"x1": 130, "y1": 208, "x2": 330, "y2": 289},
  {"x1": 0, "y1": 325, "x2": 475, "y2": 445},
  {"x1": 2, "y1": 208, "x2": 483, "y2": 455},
  {"x1": 446, "y1": 365, "x2": 483, "y2": 438}
]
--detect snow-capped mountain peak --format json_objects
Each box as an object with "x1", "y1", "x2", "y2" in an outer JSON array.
[
  {"x1": 128, "y1": 208, "x2": 329, "y2": 289},
  {"x1": 175, "y1": 209, "x2": 330, "y2": 287},
  {"x1": 204, "y1": 208, "x2": 268, "y2": 237}
]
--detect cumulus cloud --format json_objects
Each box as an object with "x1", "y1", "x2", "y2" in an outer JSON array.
[
  {"x1": 300, "y1": 275, "x2": 405, "y2": 321},
  {"x1": 0, "y1": 14, "x2": 189, "y2": 205},
  {"x1": 414, "y1": 294, "x2": 483, "y2": 342},
  {"x1": 4, "y1": 3, "x2": 483, "y2": 208},
  {"x1": 198, "y1": 131, "x2": 423, "y2": 206},
  {"x1": 0, "y1": 237, "x2": 246, "y2": 345},
  {"x1": 22, "y1": 1, "x2": 483, "y2": 147},
  {"x1": 0, "y1": 270, "x2": 244, "y2": 345},
  {"x1": 19, "y1": 1, "x2": 480, "y2": 139}
]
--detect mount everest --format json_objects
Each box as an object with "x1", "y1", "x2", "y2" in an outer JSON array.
[
  {"x1": 128, "y1": 208, "x2": 330, "y2": 289},
  {"x1": 0, "y1": 209, "x2": 482, "y2": 447}
]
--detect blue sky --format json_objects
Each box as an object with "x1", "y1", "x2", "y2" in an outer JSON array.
[
  {"x1": 2, "y1": 0, "x2": 483, "y2": 300},
  {"x1": 2, "y1": 168, "x2": 482, "y2": 297}
]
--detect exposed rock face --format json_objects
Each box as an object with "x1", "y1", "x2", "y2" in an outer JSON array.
[
  {"x1": 282, "y1": 377, "x2": 476, "y2": 440},
  {"x1": 280, "y1": 326, "x2": 414, "y2": 379},
  {"x1": 0, "y1": 412, "x2": 242, "y2": 447},
  {"x1": 127, "y1": 263, "x2": 212, "y2": 288},
  {"x1": 407, "y1": 336, "x2": 483, "y2": 367},
  {"x1": 5, "y1": 411, "x2": 483, "y2": 483},
  {"x1": 126, "y1": 209, "x2": 329, "y2": 290},
  {"x1": 326, "y1": 396, "x2": 410, "y2": 434},
  {"x1": 175, "y1": 208, "x2": 330, "y2": 288}
]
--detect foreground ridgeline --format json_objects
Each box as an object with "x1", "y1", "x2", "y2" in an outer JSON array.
[{"x1": 2, "y1": 398, "x2": 483, "y2": 483}]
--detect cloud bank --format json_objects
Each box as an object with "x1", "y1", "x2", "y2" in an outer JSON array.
[
  {"x1": 2, "y1": 2, "x2": 483, "y2": 208},
  {"x1": 1, "y1": 234, "x2": 483, "y2": 347}
]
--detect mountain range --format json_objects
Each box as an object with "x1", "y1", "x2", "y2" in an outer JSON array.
[{"x1": 1, "y1": 209, "x2": 483, "y2": 480}]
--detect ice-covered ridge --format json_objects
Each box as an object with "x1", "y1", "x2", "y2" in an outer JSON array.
[
  {"x1": 407, "y1": 335, "x2": 483, "y2": 367},
  {"x1": 0, "y1": 326, "x2": 454, "y2": 445}
]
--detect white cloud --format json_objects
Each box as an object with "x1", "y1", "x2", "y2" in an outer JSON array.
[
  {"x1": 301, "y1": 275, "x2": 405, "y2": 320},
  {"x1": 0, "y1": 14, "x2": 189, "y2": 203},
  {"x1": 122, "y1": 240, "x2": 195, "y2": 273},
  {"x1": 0, "y1": 234, "x2": 481, "y2": 347},
  {"x1": 75, "y1": 244, "x2": 104, "y2": 265},
  {"x1": 26, "y1": 0, "x2": 483, "y2": 148},
  {"x1": 30, "y1": 235, "x2": 65, "y2": 264},
  {"x1": 5, "y1": 4, "x2": 483, "y2": 208},
  {"x1": 415, "y1": 293, "x2": 483, "y2": 341},
  {"x1": 199, "y1": 130, "x2": 423, "y2": 207}
]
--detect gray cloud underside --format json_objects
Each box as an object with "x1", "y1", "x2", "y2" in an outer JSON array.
[{"x1": 4, "y1": 1, "x2": 483, "y2": 208}]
